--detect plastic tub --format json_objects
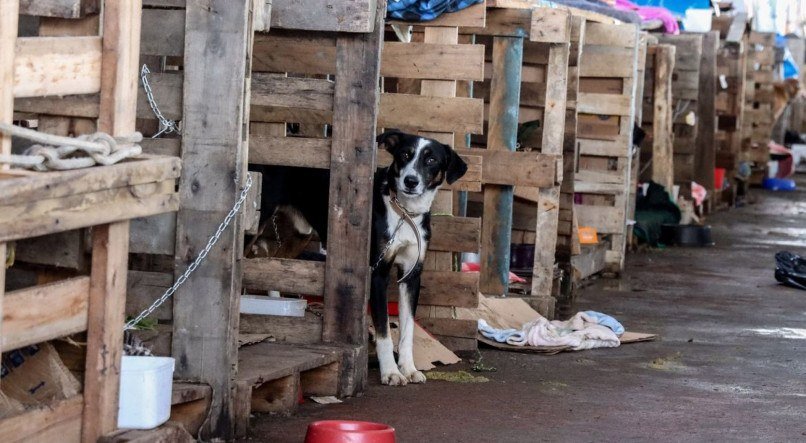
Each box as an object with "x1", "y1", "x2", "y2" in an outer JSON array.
[
  {"x1": 240, "y1": 295, "x2": 307, "y2": 316},
  {"x1": 762, "y1": 177, "x2": 796, "y2": 191},
  {"x1": 305, "y1": 420, "x2": 396, "y2": 443},
  {"x1": 660, "y1": 224, "x2": 714, "y2": 247},
  {"x1": 118, "y1": 356, "x2": 175, "y2": 429},
  {"x1": 683, "y1": 9, "x2": 712, "y2": 32}
]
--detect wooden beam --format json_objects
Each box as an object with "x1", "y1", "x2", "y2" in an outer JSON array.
[
  {"x1": 172, "y1": 1, "x2": 253, "y2": 439},
  {"x1": 429, "y1": 216, "x2": 481, "y2": 253},
  {"x1": 1, "y1": 277, "x2": 90, "y2": 352},
  {"x1": 480, "y1": 36, "x2": 522, "y2": 297},
  {"x1": 454, "y1": 148, "x2": 556, "y2": 187},
  {"x1": 695, "y1": 32, "x2": 718, "y2": 197},
  {"x1": 322, "y1": 1, "x2": 383, "y2": 397},
  {"x1": 82, "y1": 2, "x2": 142, "y2": 439},
  {"x1": 651, "y1": 44, "x2": 675, "y2": 192},
  {"x1": 19, "y1": 0, "x2": 100, "y2": 18},
  {"x1": 243, "y1": 258, "x2": 325, "y2": 295},
  {"x1": 381, "y1": 42, "x2": 485, "y2": 81},
  {"x1": 270, "y1": 0, "x2": 376, "y2": 33},
  {"x1": 0, "y1": 395, "x2": 83, "y2": 442},
  {"x1": 379, "y1": 93, "x2": 484, "y2": 134},
  {"x1": 13, "y1": 37, "x2": 102, "y2": 98}
]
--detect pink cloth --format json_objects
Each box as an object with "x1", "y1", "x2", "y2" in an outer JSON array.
[
  {"x1": 461, "y1": 262, "x2": 526, "y2": 284},
  {"x1": 614, "y1": 0, "x2": 679, "y2": 34}
]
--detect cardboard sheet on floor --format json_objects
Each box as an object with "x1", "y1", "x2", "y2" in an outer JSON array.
[
  {"x1": 457, "y1": 294, "x2": 657, "y2": 354},
  {"x1": 387, "y1": 318, "x2": 461, "y2": 371}
]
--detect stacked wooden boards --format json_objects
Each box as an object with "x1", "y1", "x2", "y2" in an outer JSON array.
[
  {"x1": 574, "y1": 21, "x2": 641, "y2": 272},
  {"x1": 383, "y1": 1, "x2": 486, "y2": 352},
  {"x1": 639, "y1": 40, "x2": 676, "y2": 193},
  {"x1": 713, "y1": 30, "x2": 748, "y2": 207},
  {"x1": 743, "y1": 32, "x2": 777, "y2": 169},
  {"x1": 1, "y1": 2, "x2": 181, "y2": 442},
  {"x1": 657, "y1": 34, "x2": 703, "y2": 197}
]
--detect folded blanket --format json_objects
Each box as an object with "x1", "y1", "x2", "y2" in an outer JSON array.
[{"x1": 479, "y1": 312, "x2": 621, "y2": 350}]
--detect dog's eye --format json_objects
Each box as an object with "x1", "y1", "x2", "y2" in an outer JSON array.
[
  {"x1": 426, "y1": 157, "x2": 436, "y2": 165},
  {"x1": 401, "y1": 152, "x2": 411, "y2": 161}
]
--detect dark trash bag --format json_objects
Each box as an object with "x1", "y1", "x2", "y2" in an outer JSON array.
[{"x1": 775, "y1": 251, "x2": 806, "y2": 290}]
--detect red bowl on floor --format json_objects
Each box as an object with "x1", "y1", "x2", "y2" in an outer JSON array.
[{"x1": 304, "y1": 420, "x2": 395, "y2": 443}]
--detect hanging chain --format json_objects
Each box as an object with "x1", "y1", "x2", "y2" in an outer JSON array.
[
  {"x1": 140, "y1": 64, "x2": 181, "y2": 138},
  {"x1": 125, "y1": 174, "x2": 253, "y2": 330},
  {"x1": 370, "y1": 218, "x2": 405, "y2": 271}
]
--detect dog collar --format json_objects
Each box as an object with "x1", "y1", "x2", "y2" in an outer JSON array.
[{"x1": 387, "y1": 189, "x2": 424, "y2": 282}]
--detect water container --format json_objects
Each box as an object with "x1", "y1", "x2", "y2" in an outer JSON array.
[
  {"x1": 240, "y1": 295, "x2": 307, "y2": 316},
  {"x1": 118, "y1": 356, "x2": 175, "y2": 429}
]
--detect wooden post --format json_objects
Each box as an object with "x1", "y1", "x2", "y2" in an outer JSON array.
[
  {"x1": 480, "y1": 36, "x2": 522, "y2": 296},
  {"x1": 82, "y1": 2, "x2": 141, "y2": 440},
  {"x1": 172, "y1": 1, "x2": 252, "y2": 439},
  {"x1": 695, "y1": 32, "x2": 719, "y2": 199},
  {"x1": 0, "y1": 0, "x2": 19, "y2": 392},
  {"x1": 322, "y1": 1, "x2": 383, "y2": 396},
  {"x1": 652, "y1": 44, "x2": 675, "y2": 192},
  {"x1": 531, "y1": 41, "x2": 569, "y2": 298}
]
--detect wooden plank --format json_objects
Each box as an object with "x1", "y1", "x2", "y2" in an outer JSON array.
[
  {"x1": 379, "y1": 93, "x2": 484, "y2": 134},
  {"x1": 480, "y1": 36, "x2": 522, "y2": 297},
  {"x1": 1, "y1": 277, "x2": 90, "y2": 352},
  {"x1": 0, "y1": 6, "x2": 17, "y2": 357},
  {"x1": 251, "y1": 74, "x2": 333, "y2": 111},
  {"x1": 577, "y1": 92, "x2": 632, "y2": 116},
  {"x1": 532, "y1": 41, "x2": 569, "y2": 298},
  {"x1": 462, "y1": 7, "x2": 530, "y2": 38},
  {"x1": 14, "y1": 36, "x2": 102, "y2": 98},
  {"x1": 322, "y1": 4, "x2": 383, "y2": 397},
  {"x1": 243, "y1": 258, "x2": 325, "y2": 295},
  {"x1": 389, "y1": 271, "x2": 478, "y2": 308},
  {"x1": 429, "y1": 216, "x2": 480, "y2": 253},
  {"x1": 83, "y1": 222, "x2": 130, "y2": 441},
  {"x1": 19, "y1": 0, "x2": 99, "y2": 18},
  {"x1": 252, "y1": 32, "x2": 336, "y2": 75},
  {"x1": 141, "y1": 8, "x2": 185, "y2": 56},
  {"x1": 651, "y1": 44, "x2": 675, "y2": 192},
  {"x1": 249, "y1": 135, "x2": 330, "y2": 168},
  {"x1": 454, "y1": 148, "x2": 556, "y2": 187},
  {"x1": 270, "y1": 0, "x2": 375, "y2": 33},
  {"x1": 381, "y1": 42, "x2": 485, "y2": 81},
  {"x1": 529, "y1": 8, "x2": 570, "y2": 43},
  {"x1": 695, "y1": 32, "x2": 718, "y2": 195},
  {"x1": 82, "y1": 3, "x2": 142, "y2": 439},
  {"x1": 575, "y1": 204, "x2": 624, "y2": 233},
  {"x1": 578, "y1": 47, "x2": 637, "y2": 77},
  {"x1": 416, "y1": 317, "x2": 477, "y2": 338},
  {"x1": 39, "y1": 14, "x2": 100, "y2": 36},
  {"x1": 0, "y1": 395, "x2": 83, "y2": 442},
  {"x1": 172, "y1": 1, "x2": 252, "y2": 439},
  {"x1": 15, "y1": 94, "x2": 100, "y2": 118},
  {"x1": 583, "y1": 22, "x2": 638, "y2": 47},
  {"x1": 136, "y1": 72, "x2": 183, "y2": 121}
]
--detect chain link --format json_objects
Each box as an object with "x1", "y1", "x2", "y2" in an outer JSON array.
[
  {"x1": 370, "y1": 218, "x2": 404, "y2": 271},
  {"x1": 140, "y1": 64, "x2": 181, "y2": 138},
  {"x1": 125, "y1": 174, "x2": 254, "y2": 330}
]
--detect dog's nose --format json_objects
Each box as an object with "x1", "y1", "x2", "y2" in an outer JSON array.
[{"x1": 404, "y1": 175, "x2": 419, "y2": 189}]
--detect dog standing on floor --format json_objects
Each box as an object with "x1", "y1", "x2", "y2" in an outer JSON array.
[{"x1": 249, "y1": 129, "x2": 468, "y2": 385}]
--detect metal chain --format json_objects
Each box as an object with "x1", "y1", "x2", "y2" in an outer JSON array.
[
  {"x1": 140, "y1": 64, "x2": 181, "y2": 138},
  {"x1": 370, "y1": 218, "x2": 404, "y2": 271},
  {"x1": 125, "y1": 174, "x2": 253, "y2": 330}
]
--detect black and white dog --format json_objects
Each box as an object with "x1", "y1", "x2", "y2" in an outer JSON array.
[{"x1": 251, "y1": 129, "x2": 467, "y2": 385}]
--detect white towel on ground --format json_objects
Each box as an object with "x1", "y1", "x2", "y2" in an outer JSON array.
[{"x1": 479, "y1": 312, "x2": 621, "y2": 350}]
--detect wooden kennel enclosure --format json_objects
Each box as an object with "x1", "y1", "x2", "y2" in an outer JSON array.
[
  {"x1": 743, "y1": 31, "x2": 777, "y2": 179},
  {"x1": 1, "y1": 1, "x2": 182, "y2": 441}
]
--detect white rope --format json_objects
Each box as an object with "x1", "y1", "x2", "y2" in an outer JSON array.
[{"x1": 0, "y1": 122, "x2": 142, "y2": 171}]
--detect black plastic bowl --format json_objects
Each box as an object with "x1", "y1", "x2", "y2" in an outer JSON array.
[{"x1": 660, "y1": 224, "x2": 714, "y2": 247}]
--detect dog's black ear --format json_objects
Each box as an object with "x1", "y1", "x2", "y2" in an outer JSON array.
[
  {"x1": 377, "y1": 129, "x2": 405, "y2": 153},
  {"x1": 443, "y1": 143, "x2": 468, "y2": 184}
]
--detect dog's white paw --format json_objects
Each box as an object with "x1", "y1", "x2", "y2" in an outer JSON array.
[
  {"x1": 404, "y1": 370, "x2": 426, "y2": 384},
  {"x1": 381, "y1": 370, "x2": 408, "y2": 386}
]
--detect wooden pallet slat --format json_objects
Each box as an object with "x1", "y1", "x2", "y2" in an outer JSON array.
[{"x1": 14, "y1": 36, "x2": 102, "y2": 98}]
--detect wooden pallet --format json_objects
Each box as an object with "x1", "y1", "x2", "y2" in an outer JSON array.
[
  {"x1": 741, "y1": 31, "x2": 776, "y2": 165},
  {"x1": 573, "y1": 21, "x2": 640, "y2": 273},
  {"x1": 640, "y1": 41, "x2": 675, "y2": 193},
  {"x1": 234, "y1": 342, "x2": 344, "y2": 437}
]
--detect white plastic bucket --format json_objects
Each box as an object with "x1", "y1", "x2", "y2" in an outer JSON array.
[
  {"x1": 118, "y1": 356, "x2": 175, "y2": 429},
  {"x1": 683, "y1": 9, "x2": 712, "y2": 32},
  {"x1": 240, "y1": 295, "x2": 307, "y2": 316}
]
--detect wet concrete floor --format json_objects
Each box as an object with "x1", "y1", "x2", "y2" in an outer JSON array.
[{"x1": 247, "y1": 174, "x2": 806, "y2": 442}]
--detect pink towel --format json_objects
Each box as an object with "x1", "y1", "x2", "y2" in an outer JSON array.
[{"x1": 614, "y1": 0, "x2": 680, "y2": 34}]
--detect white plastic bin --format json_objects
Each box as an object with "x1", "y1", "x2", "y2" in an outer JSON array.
[
  {"x1": 240, "y1": 295, "x2": 307, "y2": 316},
  {"x1": 118, "y1": 356, "x2": 175, "y2": 429}
]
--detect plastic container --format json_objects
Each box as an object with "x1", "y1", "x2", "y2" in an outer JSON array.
[
  {"x1": 240, "y1": 295, "x2": 306, "y2": 316},
  {"x1": 305, "y1": 420, "x2": 396, "y2": 443},
  {"x1": 762, "y1": 177, "x2": 796, "y2": 191},
  {"x1": 118, "y1": 356, "x2": 175, "y2": 429},
  {"x1": 660, "y1": 224, "x2": 714, "y2": 247},
  {"x1": 714, "y1": 168, "x2": 726, "y2": 190},
  {"x1": 683, "y1": 9, "x2": 712, "y2": 32}
]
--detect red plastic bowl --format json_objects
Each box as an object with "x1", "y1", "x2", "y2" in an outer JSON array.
[{"x1": 304, "y1": 420, "x2": 395, "y2": 443}]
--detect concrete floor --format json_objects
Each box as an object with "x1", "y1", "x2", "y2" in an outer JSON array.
[{"x1": 246, "y1": 174, "x2": 806, "y2": 442}]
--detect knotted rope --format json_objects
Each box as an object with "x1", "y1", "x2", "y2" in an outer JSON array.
[{"x1": 0, "y1": 122, "x2": 142, "y2": 171}]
